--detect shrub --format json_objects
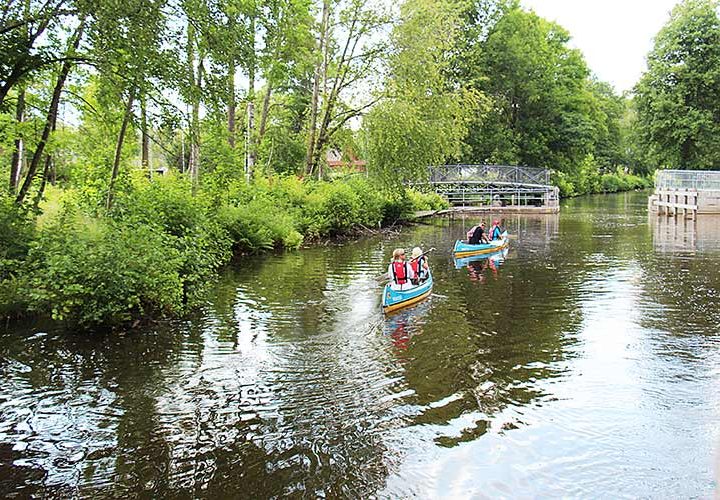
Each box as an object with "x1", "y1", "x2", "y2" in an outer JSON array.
[
  {"x1": 552, "y1": 171, "x2": 577, "y2": 197},
  {"x1": 380, "y1": 193, "x2": 414, "y2": 225},
  {"x1": 217, "y1": 197, "x2": 303, "y2": 252},
  {"x1": 0, "y1": 196, "x2": 35, "y2": 317},
  {"x1": 23, "y1": 214, "x2": 185, "y2": 326},
  {"x1": 0, "y1": 195, "x2": 35, "y2": 281},
  {"x1": 302, "y1": 182, "x2": 362, "y2": 236},
  {"x1": 115, "y1": 174, "x2": 232, "y2": 304},
  {"x1": 407, "y1": 188, "x2": 450, "y2": 211}
]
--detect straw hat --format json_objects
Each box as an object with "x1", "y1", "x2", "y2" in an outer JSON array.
[{"x1": 411, "y1": 247, "x2": 423, "y2": 259}]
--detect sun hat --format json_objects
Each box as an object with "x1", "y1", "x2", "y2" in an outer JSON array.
[{"x1": 411, "y1": 247, "x2": 423, "y2": 259}]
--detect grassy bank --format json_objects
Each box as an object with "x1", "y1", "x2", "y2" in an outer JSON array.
[{"x1": 0, "y1": 174, "x2": 447, "y2": 328}]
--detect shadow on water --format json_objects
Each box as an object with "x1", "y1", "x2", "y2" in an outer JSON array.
[{"x1": 2, "y1": 191, "x2": 720, "y2": 497}]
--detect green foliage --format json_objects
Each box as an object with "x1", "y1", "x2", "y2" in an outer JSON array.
[
  {"x1": 551, "y1": 171, "x2": 577, "y2": 198},
  {"x1": 23, "y1": 213, "x2": 184, "y2": 326},
  {"x1": 635, "y1": 0, "x2": 720, "y2": 169},
  {"x1": 362, "y1": 0, "x2": 483, "y2": 188},
  {"x1": 464, "y1": 7, "x2": 597, "y2": 172},
  {"x1": 302, "y1": 182, "x2": 363, "y2": 236},
  {"x1": 0, "y1": 195, "x2": 35, "y2": 280},
  {"x1": 553, "y1": 165, "x2": 652, "y2": 197},
  {"x1": 114, "y1": 174, "x2": 232, "y2": 304},
  {"x1": 217, "y1": 198, "x2": 303, "y2": 252},
  {"x1": 0, "y1": 186, "x2": 38, "y2": 317},
  {"x1": 407, "y1": 188, "x2": 450, "y2": 211}
]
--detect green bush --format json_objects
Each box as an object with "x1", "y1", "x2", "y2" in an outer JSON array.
[
  {"x1": 552, "y1": 171, "x2": 577, "y2": 197},
  {"x1": 407, "y1": 188, "x2": 450, "y2": 211},
  {"x1": 601, "y1": 173, "x2": 621, "y2": 192},
  {"x1": 23, "y1": 214, "x2": 185, "y2": 326},
  {"x1": 380, "y1": 193, "x2": 414, "y2": 225},
  {"x1": 0, "y1": 195, "x2": 35, "y2": 280},
  {"x1": 115, "y1": 175, "x2": 232, "y2": 304},
  {"x1": 555, "y1": 165, "x2": 651, "y2": 197},
  {"x1": 0, "y1": 196, "x2": 36, "y2": 317},
  {"x1": 217, "y1": 197, "x2": 303, "y2": 252},
  {"x1": 301, "y1": 182, "x2": 361, "y2": 236}
]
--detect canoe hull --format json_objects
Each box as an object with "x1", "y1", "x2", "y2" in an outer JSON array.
[
  {"x1": 454, "y1": 247, "x2": 509, "y2": 269},
  {"x1": 382, "y1": 272, "x2": 433, "y2": 313},
  {"x1": 453, "y1": 231, "x2": 509, "y2": 258}
]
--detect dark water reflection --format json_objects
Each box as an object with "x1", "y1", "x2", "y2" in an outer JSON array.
[{"x1": 2, "y1": 191, "x2": 720, "y2": 497}]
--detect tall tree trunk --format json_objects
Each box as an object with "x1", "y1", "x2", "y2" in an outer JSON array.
[
  {"x1": 186, "y1": 22, "x2": 201, "y2": 193},
  {"x1": 190, "y1": 98, "x2": 200, "y2": 190},
  {"x1": 245, "y1": 12, "x2": 256, "y2": 181},
  {"x1": 106, "y1": 88, "x2": 136, "y2": 211},
  {"x1": 228, "y1": 61, "x2": 236, "y2": 149},
  {"x1": 16, "y1": 20, "x2": 85, "y2": 205},
  {"x1": 33, "y1": 102, "x2": 56, "y2": 211},
  {"x1": 9, "y1": 88, "x2": 25, "y2": 194},
  {"x1": 681, "y1": 137, "x2": 692, "y2": 167},
  {"x1": 258, "y1": 83, "x2": 272, "y2": 141},
  {"x1": 313, "y1": 9, "x2": 361, "y2": 179},
  {"x1": 33, "y1": 152, "x2": 53, "y2": 211},
  {"x1": 305, "y1": 0, "x2": 330, "y2": 177},
  {"x1": 141, "y1": 96, "x2": 150, "y2": 171}
]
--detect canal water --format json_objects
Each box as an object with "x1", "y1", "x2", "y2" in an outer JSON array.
[{"x1": 2, "y1": 191, "x2": 720, "y2": 497}]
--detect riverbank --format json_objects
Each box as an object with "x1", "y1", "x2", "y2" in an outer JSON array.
[{"x1": 0, "y1": 174, "x2": 447, "y2": 329}]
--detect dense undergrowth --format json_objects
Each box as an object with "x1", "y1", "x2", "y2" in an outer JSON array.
[
  {"x1": 0, "y1": 174, "x2": 447, "y2": 327},
  {"x1": 552, "y1": 157, "x2": 653, "y2": 197}
]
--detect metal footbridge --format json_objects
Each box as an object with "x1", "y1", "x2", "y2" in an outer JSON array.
[{"x1": 420, "y1": 164, "x2": 559, "y2": 208}]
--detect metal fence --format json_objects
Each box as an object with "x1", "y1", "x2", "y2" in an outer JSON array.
[{"x1": 655, "y1": 169, "x2": 720, "y2": 191}]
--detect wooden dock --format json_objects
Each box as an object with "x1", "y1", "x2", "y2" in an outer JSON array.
[{"x1": 650, "y1": 189, "x2": 698, "y2": 218}]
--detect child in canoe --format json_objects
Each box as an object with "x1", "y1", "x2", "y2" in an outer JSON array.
[
  {"x1": 410, "y1": 247, "x2": 430, "y2": 284},
  {"x1": 388, "y1": 248, "x2": 416, "y2": 290}
]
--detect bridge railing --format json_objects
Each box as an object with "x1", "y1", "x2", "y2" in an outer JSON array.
[{"x1": 428, "y1": 165, "x2": 551, "y2": 186}]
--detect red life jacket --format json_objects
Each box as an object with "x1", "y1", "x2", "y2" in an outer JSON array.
[
  {"x1": 410, "y1": 256, "x2": 424, "y2": 275},
  {"x1": 392, "y1": 261, "x2": 409, "y2": 285}
]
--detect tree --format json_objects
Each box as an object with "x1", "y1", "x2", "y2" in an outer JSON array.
[
  {"x1": 305, "y1": 0, "x2": 390, "y2": 178},
  {"x1": 15, "y1": 18, "x2": 86, "y2": 205},
  {"x1": 0, "y1": 0, "x2": 83, "y2": 109},
  {"x1": 635, "y1": 0, "x2": 720, "y2": 169},
  {"x1": 463, "y1": 7, "x2": 598, "y2": 174},
  {"x1": 589, "y1": 79, "x2": 626, "y2": 171},
  {"x1": 362, "y1": 0, "x2": 482, "y2": 187}
]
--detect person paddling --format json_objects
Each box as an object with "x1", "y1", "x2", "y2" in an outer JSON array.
[
  {"x1": 469, "y1": 222, "x2": 490, "y2": 245},
  {"x1": 388, "y1": 248, "x2": 416, "y2": 290},
  {"x1": 490, "y1": 219, "x2": 503, "y2": 240},
  {"x1": 409, "y1": 247, "x2": 430, "y2": 284}
]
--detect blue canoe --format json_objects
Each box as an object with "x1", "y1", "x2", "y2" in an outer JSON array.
[
  {"x1": 454, "y1": 247, "x2": 509, "y2": 269},
  {"x1": 453, "y1": 231, "x2": 509, "y2": 258},
  {"x1": 382, "y1": 270, "x2": 433, "y2": 313}
]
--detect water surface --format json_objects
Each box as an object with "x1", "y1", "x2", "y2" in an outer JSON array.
[{"x1": 2, "y1": 191, "x2": 720, "y2": 497}]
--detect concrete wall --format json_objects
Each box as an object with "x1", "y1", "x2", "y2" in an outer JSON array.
[{"x1": 697, "y1": 191, "x2": 720, "y2": 214}]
